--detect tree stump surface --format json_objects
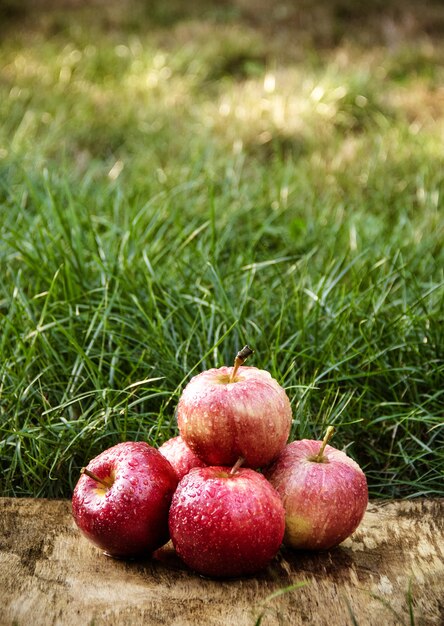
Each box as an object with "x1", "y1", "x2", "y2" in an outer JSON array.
[{"x1": 0, "y1": 498, "x2": 443, "y2": 626}]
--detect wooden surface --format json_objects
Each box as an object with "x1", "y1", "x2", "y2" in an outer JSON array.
[{"x1": 0, "y1": 498, "x2": 443, "y2": 626}]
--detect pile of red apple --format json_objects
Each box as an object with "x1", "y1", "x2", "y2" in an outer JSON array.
[{"x1": 72, "y1": 347, "x2": 368, "y2": 578}]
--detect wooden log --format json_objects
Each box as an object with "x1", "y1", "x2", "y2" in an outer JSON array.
[{"x1": 0, "y1": 498, "x2": 443, "y2": 625}]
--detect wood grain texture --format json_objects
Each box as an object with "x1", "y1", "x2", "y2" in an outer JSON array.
[{"x1": 0, "y1": 498, "x2": 443, "y2": 626}]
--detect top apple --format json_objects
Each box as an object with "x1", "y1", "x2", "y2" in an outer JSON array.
[{"x1": 177, "y1": 346, "x2": 292, "y2": 468}]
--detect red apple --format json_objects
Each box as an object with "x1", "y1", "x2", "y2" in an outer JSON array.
[
  {"x1": 72, "y1": 441, "x2": 178, "y2": 557},
  {"x1": 265, "y1": 428, "x2": 368, "y2": 550},
  {"x1": 177, "y1": 346, "x2": 292, "y2": 468},
  {"x1": 168, "y1": 464, "x2": 285, "y2": 578},
  {"x1": 158, "y1": 435, "x2": 206, "y2": 481}
]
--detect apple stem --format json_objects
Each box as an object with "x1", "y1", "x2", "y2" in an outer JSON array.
[
  {"x1": 313, "y1": 426, "x2": 335, "y2": 462},
  {"x1": 229, "y1": 456, "x2": 245, "y2": 475},
  {"x1": 229, "y1": 345, "x2": 254, "y2": 383},
  {"x1": 81, "y1": 467, "x2": 113, "y2": 489}
]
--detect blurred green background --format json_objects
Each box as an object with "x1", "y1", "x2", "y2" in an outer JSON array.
[{"x1": 0, "y1": 0, "x2": 443, "y2": 498}]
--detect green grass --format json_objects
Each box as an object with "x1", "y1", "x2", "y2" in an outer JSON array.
[{"x1": 0, "y1": 0, "x2": 443, "y2": 498}]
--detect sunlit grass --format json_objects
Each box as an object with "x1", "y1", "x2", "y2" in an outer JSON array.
[{"x1": 0, "y1": 1, "x2": 443, "y2": 498}]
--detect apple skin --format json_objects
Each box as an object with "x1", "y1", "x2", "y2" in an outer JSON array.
[
  {"x1": 265, "y1": 439, "x2": 368, "y2": 550},
  {"x1": 158, "y1": 435, "x2": 206, "y2": 481},
  {"x1": 177, "y1": 365, "x2": 292, "y2": 468},
  {"x1": 168, "y1": 466, "x2": 285, "y2": 578},
  {"x1": 72, "y1": 441, "x2": 179, "y2": 557}
]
